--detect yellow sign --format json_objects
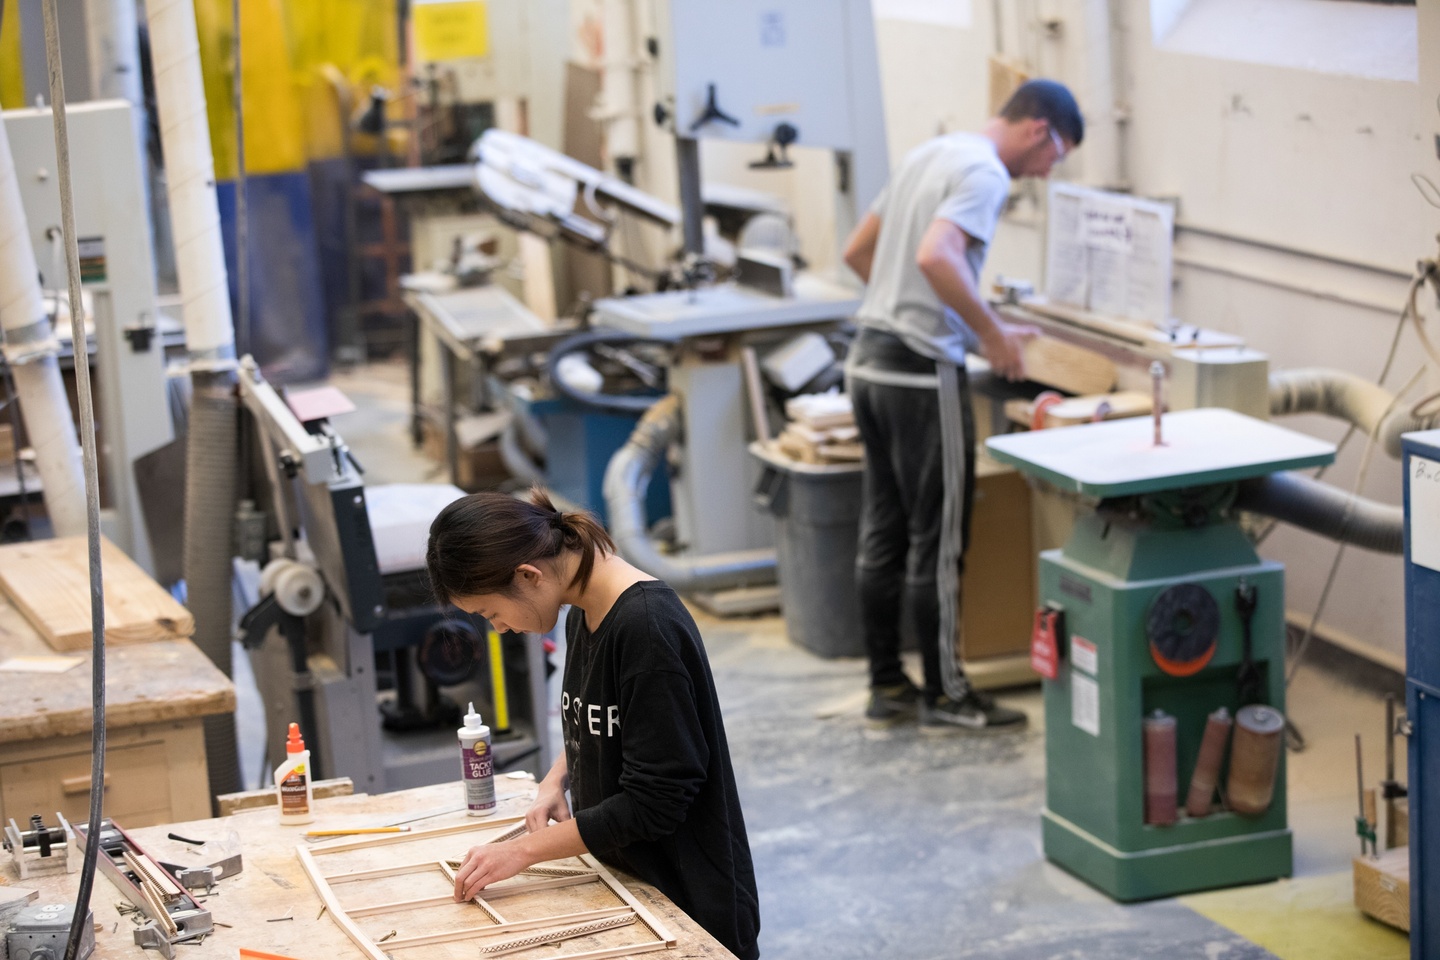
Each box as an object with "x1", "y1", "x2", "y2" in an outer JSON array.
[{"x1": 414, "y1": 0, "x2": 490, "y2": 62}]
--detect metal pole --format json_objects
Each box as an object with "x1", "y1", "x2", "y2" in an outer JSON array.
[{"x1": 674, "y1": 136, "x2": 704, "y2": 258}]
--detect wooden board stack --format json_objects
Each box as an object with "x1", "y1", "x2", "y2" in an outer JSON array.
[{"x1": 775, "y1": 393, "x2": 863, "y2": 464}]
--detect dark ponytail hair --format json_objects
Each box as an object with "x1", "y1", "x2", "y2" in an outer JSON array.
[{"x1": 426, "y1": 486, "x2": 616, "y2": 606}]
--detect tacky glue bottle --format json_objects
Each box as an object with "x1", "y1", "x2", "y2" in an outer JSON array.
[
  {"x1": 275, "y1": 722, "x2": 315, "y2": 824},
  {"x1": 459, "y1": 702, "x2": 496, "y2": 816}
]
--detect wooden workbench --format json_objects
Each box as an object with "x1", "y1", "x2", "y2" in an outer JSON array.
[
  {"x1": 6, "y1": 780, "x2": 736, "y2": 960},
  {"x1": 0, "y1": 594, "x2": 234, "y2": 828}
]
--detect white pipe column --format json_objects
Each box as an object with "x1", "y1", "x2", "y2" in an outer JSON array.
[
  {"x1": 144, "y1": 0, "x2": 242, "y2": 803},
  {"x1": 83, "y1": 0, "x2": 144, "y2": 104},
  {"x1": 0, "y1": 113, "x2": 86, "y2": 537},
  {"x1": 145, "y1": 0, "x2": 234, "y2": 359}
]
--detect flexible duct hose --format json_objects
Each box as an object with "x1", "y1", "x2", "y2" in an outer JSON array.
[
  {"x1": 185, "y1": 378, "x2": 241, "y2": 799},
  {"x1": 1236, "y1": 471, "x2": 1403, "y2": 554},
  {"x1": 499, "y1": 418, "x2": 546, "y2": 486},
  {"x1": 603, "y1": 394, "x2": 776, "y2": 591},
  {"x1": 0, "y1": 115, "x2": 87, "y2": 536},
  {"x1": 145, "y1": 0, "x2": 241, "y2": 802},
  {"x1": 547, "y1": 330, "x2": 665, "y2": 413},
  {"x1": 1269, "y1": 368, "x2": 1438, "y2": 459}
]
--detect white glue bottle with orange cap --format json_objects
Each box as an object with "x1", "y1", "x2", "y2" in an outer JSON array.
[{"x1": 274, "y1": 722, "x2": 315, "y2": 824}]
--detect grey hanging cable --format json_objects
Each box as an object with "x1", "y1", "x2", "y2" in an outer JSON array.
[{"x1": 38, "y1": 3, "x2": 108, "y2": 959}]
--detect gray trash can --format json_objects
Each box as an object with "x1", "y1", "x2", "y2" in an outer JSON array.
[{"x1": 750, "y1": 442, "x2": 865, "y2": 658}]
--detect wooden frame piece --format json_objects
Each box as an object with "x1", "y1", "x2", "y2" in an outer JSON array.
[{"x1": 296, "y1": 816, "x2": 678, "y2": 960}]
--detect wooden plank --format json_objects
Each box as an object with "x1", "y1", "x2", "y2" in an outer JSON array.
[
  {"x1": 1021, "y1": 336, "x2": 1117, "y2": 397},
  {"x1": 1353, "y1": 849, "x2": 1409, "y2": 932},
  {"x1": 0, "y1": 536, "x2": 194, "y2": 651},
  {"x1": 216, "y1": 778, "x2": 355, "y2": 816}
]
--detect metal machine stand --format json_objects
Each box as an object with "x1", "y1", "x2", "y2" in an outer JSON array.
[
  {"x1": 1402, "y1": 428, "x2": 1440, "y2": 958},
  {"x1": 988, "y1": 409, "x2": 1335, "y2": 901},
  {"x1": 5, "y1": 101, "x2": 173, "y2": 569},
  {"x1": 237, "y1": 361, "x2": 551, "y2": 794}
]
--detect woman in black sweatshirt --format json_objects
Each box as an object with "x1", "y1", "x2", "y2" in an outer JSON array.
[{"x1": 427, "y1": 487, "x2": 761, "y2": 960}]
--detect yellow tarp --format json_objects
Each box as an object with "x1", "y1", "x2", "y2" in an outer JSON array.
[
  {"x1": 1, "y1": 0, "x2": 25, "y2": 110},
  {"x1": 195, "y1": 0, "x2": 400, "y2": 175}
]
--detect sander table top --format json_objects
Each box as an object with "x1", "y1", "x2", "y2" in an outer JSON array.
[{"x1": 985, "y1": 408, "x2": 1335, "y2": 498}]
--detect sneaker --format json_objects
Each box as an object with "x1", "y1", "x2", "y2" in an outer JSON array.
[
  {"x1": 864, "y1": 678, "x2": 922, "y2": 727},
  {"x1": 920, "y1": 689, "x2": 1027, "y2": 733}
]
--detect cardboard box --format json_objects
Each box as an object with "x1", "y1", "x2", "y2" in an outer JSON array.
[{"x1": 958, "y1": 459, "x2": 1036, "y2": 664}]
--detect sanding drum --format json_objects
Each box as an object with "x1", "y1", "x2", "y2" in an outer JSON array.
[
  {"x1": 1143, "y1": 710, "x2": 1178, "y2": 825},
  {"x1": 1228, "y1": 704, "x2": 1285, "y2": 817},
  {"x1": 1185, "y1": 706, "x2": 1233, "y2": 818}
]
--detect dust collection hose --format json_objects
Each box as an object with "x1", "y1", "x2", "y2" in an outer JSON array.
[
  {"x1": 0, "y1": 112, "x2": 87, "y2": 536},
  {"x1": 546, "y1": 329, "x2": 666, "y2": 413},
  {"x1": 145, "y1": 0, "x2": 242, "y2": 802},
  {"x1": 1235, "y1": 471, "x2": 1403, "y2": 554},
  {"x1": 1269, "y1": 368, "x2": 1439, "y2": 459},
  {"x1": 603, "y1": 394, "x2": 776, "y2": 591}
]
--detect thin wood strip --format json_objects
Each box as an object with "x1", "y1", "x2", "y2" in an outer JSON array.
[
  {"x1": 440, "y1": 859, "x2": 507, "y2": 925},
  {"x1": 295, "y1": 844, "x2": 390, "y2": 960},
  {"x1": 381, "y1": 907, "x2": 634, "y2": 950},
  {"x1": 479, "y1": 914, "x2": 637, "y2": 956},
  {"x1": 581, "y1": 854, "x2": 677, "y2": 947},
  {"x1": 520, "y1": 865, "x2": 596, "y2": 878},
  {"x1": 480, "y1": 873, "x2": 600, "y2": 900},
  {"x1": 488, "y1": 822, "x2": 528, "y2": 844},
  {"x1": 475, "y1": 897, "x2": 507, "y2": 926},
  {"x1": 307, "y1": 815, "x2": 527, "y2": 854},
  {"x1": 348, "y1": 893, "x2": 460, "y2": 918},
  {"x1": 492, "y1": 940, "x2": 671, "y2": 960},
  {"x1": 322, "y1": 859, "x2": 449, "y2": 884}
]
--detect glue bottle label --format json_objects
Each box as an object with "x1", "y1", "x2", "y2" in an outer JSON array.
[
  {"x1": 280, "y1": 765, "x2": 309, "y2": 816},
  {"x1": 462, "y1": 741, "x2": 496, "y2": 813}
]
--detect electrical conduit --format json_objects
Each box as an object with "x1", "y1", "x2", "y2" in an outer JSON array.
[
  {"x1": 0, "y1": 113, "x2": 86, "y2": 536},
  {"x1": 144, "y1": 0, "x2": 242, "y2": 800},
  {"x1": 603, "y1": 395, "x2": 776, "y2": 592}
]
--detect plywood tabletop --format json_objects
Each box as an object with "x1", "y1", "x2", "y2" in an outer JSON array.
[
  {"x1": 7, "y1": 781, "x2": 737, "y2": 960},
  {"x1": 0, "y1": 597, "x2": 233, "y2": 744}
]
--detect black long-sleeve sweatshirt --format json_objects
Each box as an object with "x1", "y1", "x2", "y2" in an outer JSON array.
[{"x1": 563, "y1": 581, "x2": 760, "y2": 960}]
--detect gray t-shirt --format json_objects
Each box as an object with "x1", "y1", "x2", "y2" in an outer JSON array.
[{"x1": 855, "y1": 132, "x2": 1011, "y2": 365}]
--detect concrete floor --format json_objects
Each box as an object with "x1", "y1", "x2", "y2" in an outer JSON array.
[{"x1": 261, "y1": 359, "x2": 1410, "y2": 960}]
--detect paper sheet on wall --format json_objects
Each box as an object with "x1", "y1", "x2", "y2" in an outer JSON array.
[
  {"x1": 1043, "y1": 183, "x2": 1174, "y2": 327},
  {"x1": 1044, "y1": 189, "x2": 1088, "y2": 308},
  {"x1": 1410, "y1": 456, "x2": 1440, "y2": 573}
]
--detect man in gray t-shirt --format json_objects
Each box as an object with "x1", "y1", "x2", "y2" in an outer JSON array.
[{"x1": 842, "y1": 80, "x2": 1083, "y2": 731}]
